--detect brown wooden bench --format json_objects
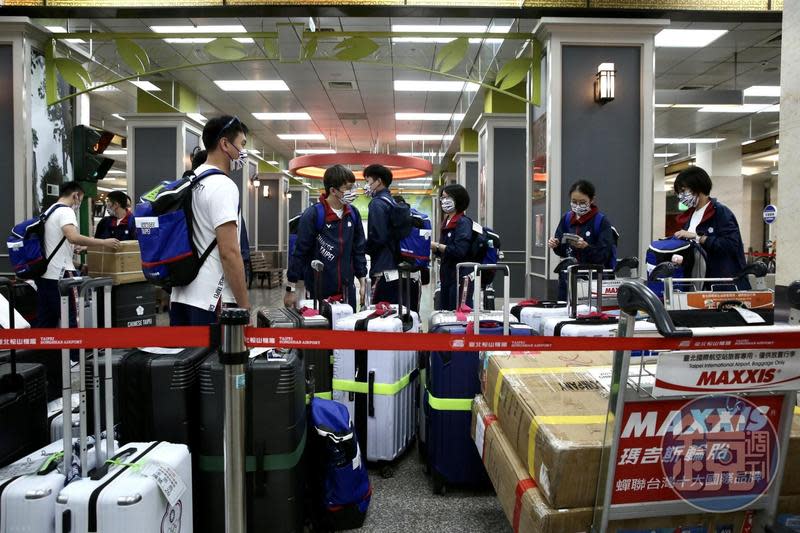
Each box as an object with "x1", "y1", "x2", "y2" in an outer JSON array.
[{"x1": 248, "y1": 250, "x2": 284, "y2": 289}]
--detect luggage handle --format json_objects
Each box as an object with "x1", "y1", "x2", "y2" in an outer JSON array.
[
  {"x1": 616, "y1": 282, "x2": 691, "y2": 338},
  {"x1": 614, "y1": 257, "x2": 639, "y2": 279},
  {"x1": 311, "y1": 260, "x2": 324, "y2": 312},
  {"x1": 568, "y1": 264, "x2": 604, "y2": 319},
  {"x1": 471, "y1": 264, "x2": 511, "y2": 336},
  {"x1": 397, "y1": 262, "x2": 417, "y2": 319},
  {"x1": 0, "y1": 277, "x2": 19, "y2": 384},
  {"x1": 90, "y1": 445, "x2": 138, "y2": 480},
  {"x1": 367, "y1": 370, "x2": 375, "y2": 418}
]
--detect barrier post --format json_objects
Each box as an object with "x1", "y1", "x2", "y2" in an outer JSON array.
[{"x1": 219, "y1": 308, "x2": 250, "y2": 533}]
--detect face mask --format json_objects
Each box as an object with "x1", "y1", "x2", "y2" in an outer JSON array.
[
  {"x1": 342, "y1": 189, "x2": 357, "y2": 205},
  {"x1": 106, "y1": 207, "x2": 115, "y2": 217},
  {"x1": 363, "y1": 182, "x2": 375, "y2": 198},
  {"x1": 225, "y1": 141, "x2": 247, "y2": 172},
  {"x1": 571, "y1": 202, "x2": 591, "y2": 217},
  {"x1": 441, "y1": 198, "x2": 456, "y2": 214},
  {"x1": 678, "y1": 190, "x2": 698, "y2": 208}
]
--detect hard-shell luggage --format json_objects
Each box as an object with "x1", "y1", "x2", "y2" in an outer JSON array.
[
  {"x1": 196, "y1": 347, "x2": 305, "y2": 533},
  {"x1": 332, "y1": 267, "x2": 420, "y2": 466},
  {"x1": 511, "y1": 300, "x2": 593, "y2": 334},
  {"x1": 55, "y1": 441, "x2": 193, "y2": 533},
  {"x1": 48, "y1": 395, "x2": 79, "y2": 442},
  {"x1": 0, "y1": 279, "x2": 48, "y2": 467},
  {"x1": 115, "y1": 347, "x2": 211, "y2": 446},
  {"x1": 425, "y1": 265, "x2": 533, "y2": 494},
  {"x1": 0, "y1": 350, "x2": 62, "y2": 402}
]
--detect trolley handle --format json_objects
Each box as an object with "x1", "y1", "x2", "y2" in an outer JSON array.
[
  {"x1": 568, "y1": 263, "x2": 605, "y2": 318},
  {"x1": 552, "y1": 257, "x2": 578, "y2": 274},
  {"x1": 736, "y1": 261, "x2": 768, "y2": 279},
  {"x1": 614, "y1": 256, "x2": 639, "y2": 273},
  {"x1": 617, "y1": 281, "x2": 692, "y2": 338},
  {"x1": 58, "y1": 276, "x2": 85, "y2": 295},
  {"x1": 472, "y1": 264, "x2": 511, "y2": 336},
  {"x1": 647, "y1": 261, "x2": 676, "y2": 282},
  {"x1": 77, "y1": 277, "x2": 113, "y2": 298}
]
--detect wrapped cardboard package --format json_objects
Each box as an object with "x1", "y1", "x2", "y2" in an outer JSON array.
[{"x1": 87, "y1": 241, "x2": 145, "y2": 285}]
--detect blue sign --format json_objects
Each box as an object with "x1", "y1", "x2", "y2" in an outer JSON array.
[{"x1": 763, "y1": 204, "x2": 777, "y2": 225}]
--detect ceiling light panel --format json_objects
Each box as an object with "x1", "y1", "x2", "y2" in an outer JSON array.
[
  {"x1": 295, "y1": 149, "x2": 336, "y2": 155},
  {"x1": 215, "y1": 80, "x2": 289, "y2": 91},
  {"x1": 391, "y1": 24, "x2": 510, "y2": 44},
  {"x1": 655, "y1": 138, "x2": 726, "y2": 144},
  {"x1": 653, "y1": 153, "x2": 679, "y2": 158},
  {"x1": 253, "y1": 112, "x2": 312, "y2": 121},
  {"x1": 743, "y1": 85, "x2": 781, "y2": 98},
  {"x1": 698, "y1": 104, "x2": 779, "y2": 113},
  {"x1": 397, "y1": 134, "x2": 455, "y2": 141},
  {"x1": 130, "y1": 80, "x2": 161, "y2": 91},
  {"x1": 395, "y1": 113, "x2": 465, "y2": 121},
  {"x1": 654, "y1": 29, "x2": 728, "y2": 48},
  {"x1": 279, "y1": 133, "x2": 326, "y2": 140},
  {"x1": 394, "y1": 80, "x2": 479, "y2": 92},
  {"x1": 45, "y1": 26, "x2": 84, "y2": 43},
  {"x1": 187, "y1": 113, "x2": 207, "y2": 124}
]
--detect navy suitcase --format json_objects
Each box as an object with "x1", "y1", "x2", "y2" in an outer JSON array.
[{"x1": 425, "y1": 265, "x2": 534, "y2": 494}]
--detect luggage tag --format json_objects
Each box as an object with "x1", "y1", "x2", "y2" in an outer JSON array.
[
  {"x1": 474, "y1": 417, "x2": 487, "y2": 460},
  {"x1": 731, "y1": 306, "x2": 766, "y2": 324},
  {"x1": 141, "y1": 461, "x2": 187, "y2": 507},
  {"x1": 384, "y1": 270, "x2": 399, "y2": 282},
  {"x1": 0, "y1": 451, "x2": 59, "y2": 478},
  {"x1": 140, "y1": 347, "x2": 184, "y2": 355}
]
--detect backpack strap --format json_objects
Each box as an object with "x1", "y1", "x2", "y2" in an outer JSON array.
[
  {"x1": 563, "y1": 211, "x2": 572, "y2": 231},
  {"x1": 190, "y1": 168, "x2": 227, "y2": 268},
  {"x1": 42, "y1": 204, "x2": 70, "y2": 266},
  {"x1": 593, "y1": 212, "x2": 604, "y2": 236},
  {"x1": 313, "y1": 202, "x2": 326, "y2": 233}
]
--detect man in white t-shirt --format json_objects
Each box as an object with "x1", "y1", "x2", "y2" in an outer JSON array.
[
  {"x1": 169, "y1": 115, "x2": 251, "y2": 326},
  {"x1": 37, "y1": 181, "x2": 121, "y2": 328}
]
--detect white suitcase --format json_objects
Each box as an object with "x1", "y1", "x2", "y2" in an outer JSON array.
[
  {"x1": 55, "y1": 441, "x2": 192, "y2": 533},
  {"x1": 332, "y1": 270, "x2": 419, "y2": 463},
  {"x1": 513, "y1": 303, "x2": 594, "y2": 334},
  {"x1": 541, "y1": 315, "x2": 659, "y2": 337},
  {"x1": 298, "y1": 298, "x2": 354, "y2": 330},
  {"x1": 48, "y1": 395, "x2": 80, "y2": 442}
]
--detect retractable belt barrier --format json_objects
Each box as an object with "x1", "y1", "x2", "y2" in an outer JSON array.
[{"x1": 1, "y1": 326, "x2": 800, "y2": 352}]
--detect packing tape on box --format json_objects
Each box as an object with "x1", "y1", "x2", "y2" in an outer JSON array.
[
  {"x1": 1, "y1": 326, "x2": 800, "y2": 353},
  {"x1": 513, "y1": 478, "x2": 537, "y2": 533},
  {"x1": 492, "y1": 366, "x2": 608, "y2": 414}
]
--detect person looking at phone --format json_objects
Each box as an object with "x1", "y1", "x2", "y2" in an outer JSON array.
[{"x1": 548, "y1": 180, "x2": 617, "y2": 300}]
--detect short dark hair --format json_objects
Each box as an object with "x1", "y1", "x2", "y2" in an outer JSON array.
[
  {"x1": 323, "y1": 165, "x2": 356, "y2": 195},
  {"x1": 202, "y1": 116, "x2": 249, "y2": 153},
  {"x1": 441, "y1": 184, "x2": 470, "y2": 213},
  {"x1": 191, "y1": 148, "x2": 207, "y2": 170},
  {"x1": 674, "y1": 166, "x2": 712, "y2": 196},
  {"x1": 568, "y1": 180, "x2": 596, "y2": 200},
  {"x1": 363, "y1": 164, "x2": 393, "y2": 187},
  {"x1": 59, "y1": 181, "x2": 84, "y2": 198},
  {"x1": 107, "y1": 191, "x2": 128, "y2": 208}
]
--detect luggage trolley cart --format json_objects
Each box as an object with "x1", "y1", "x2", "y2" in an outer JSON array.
[{"x1": 591, "y1": 280, "x2": 800, "y2": 533}]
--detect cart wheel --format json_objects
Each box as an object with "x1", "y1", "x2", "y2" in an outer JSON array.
[
  {"x1": 380, "y1": 465, "x2": 394, "y2": 479},
  {"x1": 433, "y1": 474, "x2": 446, "y2": 496}
]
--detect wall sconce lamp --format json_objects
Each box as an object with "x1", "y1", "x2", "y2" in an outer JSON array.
[
  {"x1": 252, "y1": 178, "x2": 261, "y2": 188},
  {"x1": 594, "y1": 63, "x2": 615, "y2": 104},
  {"x1": 286, "y1": 192, "x2": 293, "y2": 199},
  {"x1": 263, "y1": 185, "x2": 271, "y2": 198}
]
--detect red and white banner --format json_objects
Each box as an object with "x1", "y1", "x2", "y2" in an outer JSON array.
[
  {"x1": 653, "y1": 349, "x2": 800, "y2": 397},
  {"x1": 613, "y1": 394, "x2": 784, "y2": 509}
]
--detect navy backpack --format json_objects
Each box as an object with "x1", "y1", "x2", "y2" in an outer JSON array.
[
  {"x1": 132, "y1": 168, "x2": 225, "y2": 288},
  {"x1": 309, "y1": 397, "x2": 371, "y2": 530},
  {"x1": 561, "y1": 211, "x2": 618, "y2": 269},
  {"x1": 7, "y1": 204, "x2": 70, "y2": 280},
  {"x1": 646, "y1": 237, "x2": 707, "y2": 297}
]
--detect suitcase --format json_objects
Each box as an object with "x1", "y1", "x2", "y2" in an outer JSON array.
[
  {"x1": 1, "y1": 277, "x2": 117, "y2": 533},
  {"x1": 115, "y1": 347, "x2": 211, "y2": 446},
  {"x1": 55, "y1": 440, "x2": 193, "y2": 533},
  {"x1": 511, "y1": 300, "x2": 594, "y2": 334},
  {"x1": 425, "y1": 264, "x2": 533, "y2": 494},
  {"x1": 0, "y1": 350, "x2": 62, "y2": 402},
  {"x1": 258, "y1": 307, "x2": 331, "y2": 399},
  {"x1": 332, "y1": 268, "x2": 420, "y2": 466},
  {"x1": 196, "y1": 348, "x2": 306, "y2": 533},
  {"x1": 0, "y1": 279, "x2": 48, "y2": 468},
  {"x1": 48, "y1": 394, "x2": 79, "y2": 442},
  {"x1": 298, "y1": 295, "x2": 354, "y2": 331}
]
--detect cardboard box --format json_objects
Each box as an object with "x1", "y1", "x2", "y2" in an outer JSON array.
[
  {"x1": 87, "y1": 241, "x2": 145, "y2": 285},
  {"x1": 473, "y1": 395, "x2": 757, "y2": 533},
  {"x1": 484, "y1": 351, "x2": 614, "y2": 509}
]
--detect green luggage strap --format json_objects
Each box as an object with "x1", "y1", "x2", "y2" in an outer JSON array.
[
  {"x1": 333, "y1": 368, "x2": 418, "y2": 396},
  {"x1": 305, "y1": 391, "x2": 332, "y2": 404},
  {"x1": 198, "y1": 430, "x2": 306, "y2": 472},
  {"x1": 425, "y1": 388, "x2": 473, "y2": 412}
]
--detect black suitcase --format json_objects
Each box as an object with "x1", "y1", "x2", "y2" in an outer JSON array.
[
  {"x1": 668, "y1": 308, "x2": 774, "y2": 328},
  {"x1": 115, "y1": 347, "x2": 211, "y2": 445},
  {"x1": 0, "y1": 279, "x2": 48, "y2": 466},
  {"x1": 257, "y1": 307, "x2": 332, "y2": 398},
  {"x1": 196, "y1": 348, "x2": 306, "y2": 533},
  {"x1": 95, "y1": 281, "x2": 157, "y2": 328},
  {"x1": 0, "y1": 349, "x2": 61, "y2": 401}
]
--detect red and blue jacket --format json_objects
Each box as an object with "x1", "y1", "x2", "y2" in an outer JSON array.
[
  {"x1": 287, "y1": 195, "x2": 367, "y2": 299},
  {"x1": 552, "y1": 206, "x2": 616, "y2": 268}
]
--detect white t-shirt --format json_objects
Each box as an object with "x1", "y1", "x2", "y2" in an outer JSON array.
[
  {"x1": 43, "y1": 204, "x2": 78, "y2": 281},
  {"x1": 688, "y1": 202, "x2": 710, "y2": 235},
  {"x1": 331, "y1": 206, "x2": 344, "y2": 219},
  {"x1": 170, "y1": 164, "x2": 241, "y2": 311}
]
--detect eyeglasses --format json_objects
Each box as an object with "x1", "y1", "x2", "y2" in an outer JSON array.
[{"x1": 216, "y1": 116, "x2": 242, "y2": 143}]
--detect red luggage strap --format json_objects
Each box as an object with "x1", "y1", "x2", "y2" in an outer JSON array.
[
  {"x1": 576, "y1": 311, "x2": 614, "y2": 321},
  {"x1": 299, "y1": 306, "x2": 321, "y2": 318},
  {"x1": 455, "y1": 304, "x2": 472, "y2": 322},
  {"x1": 517, "y1": 299, "x2": 540, "y2": 307}
]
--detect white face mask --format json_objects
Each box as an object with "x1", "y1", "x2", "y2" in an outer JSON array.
[
  {"x1": 363, "y1": 181, "x2": 376, "y2": 198},
  {"x1": 678, "y1": 190, "x2": 698, "y2": 209},
  {"x1": 224, "y1": 140, "x2": 247, "y2": 172},
  {"x1": 570, "y1": 202, "x2": 591, "y2": 217},
  {"x1": 106, "y1": 207, "x2": 115, "y2": 217},
  {"x1": 342, "y1": 189, "x2": 357, "y2": 205},
  {"x1": 441, "y1": 197, "x2": 456, "y2": 214}
]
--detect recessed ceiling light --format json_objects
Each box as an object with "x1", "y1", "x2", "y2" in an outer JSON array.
[
  {"x1": 111, "y1": 113, "x2": 125, "y2": 121},
  {"x1": 394, "y1": 80, "x2": 479, "y2": 92},
  {"x1": 396, "y1": 134, "x2": 455, "y2": 141},
  {"x1": 653, "y1": 153, "x2": 679, "y2": 158},
  {"x1": 267, "y1": 160, "x2": 280, "y2": 166},
  {"x1": 130, "y1": 80, "x2": 161, "y2": 91},
  {"x1": 742, "y1": 139, "x2": 756, "y2": 146},
  {"x1": 771, "y1": 170, "x2": 779, "y2": 175},
  {"x1": 295, "y1": 149, "x2": 336, "y2": 155},
  {"x1": 150, "y1": 25, "x2": 253, "y2": 44},
  {"x1": 104, "y1": 149, "x2": 127, "y2": 155},
  {"x1": 655, "y1": 138, "x2": 726, "y2": 144},
  {"x1": 395, "y1": 113, "x2": 465, "y2": 121},
  {"x1": 252, "y1": 112, "x2": 311, "y2": 121},
  {"x1": 278, "y1": 133, "x2": 326, "y2": 141},
  {"x1": 698, "y1": 104, "x2": 779, "y2": 113},
  {"x1": 744, "y1": 85, "x2": 781, "y2": 98},
  {"x1": 655, "y1": 29, "x2": 727, "y2": 48},
  {"x1": 398, "y1": 151, "x2": 445, "y2": 158},
  {"x1": 45, "y1": 26, "x2": 84, "y2": 43},
  {"x1": 106, "y1": 170, "x2": 126, "y2": 175},
  {"x1": 187, "y1": 113, "x2": 207, "y2": 124},
  {"x1": 164, "y1": 38, "x2": 254, "y2": 44},
  {"x1": 391, "y1": 24, "x2": 510, "y2": 44},
  {"x1": 215, "y1": 80, "x2": 289, "y2": 92}
]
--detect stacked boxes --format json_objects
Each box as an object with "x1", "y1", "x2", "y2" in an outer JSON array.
[{"x1": 87, "y1": 241, "x2": 145, "y2": 285}]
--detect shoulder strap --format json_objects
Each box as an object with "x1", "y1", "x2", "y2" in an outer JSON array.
[
  {"x1": 563, "y1": 211, "x2": 572, "y2": 230},
  {"x1": 41, "y1": 203, "x2": 69, "y2": 221},
  {"x1": 190, "y1": 168, "x2": 226, "y2": 186},
  {"x1": 314, "y1": 202, "x2": 326, "y2": 232},
  {"x1": 593, "y1": 212, "x2": 604, "y2": 235}
]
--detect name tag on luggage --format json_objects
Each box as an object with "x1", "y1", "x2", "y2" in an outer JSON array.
[
  {"x1": 731, "y1": 306, "x2": 766, "y2": 324},
  {"x1": 0, "y1": 454, "x2": 52, "y2": 478},
  {"x1": 141, "y1": 461, "x2": 187, "y2": 507},
  {"x1": 384, "y1": 270, "x2": 399, "y2": 282}
]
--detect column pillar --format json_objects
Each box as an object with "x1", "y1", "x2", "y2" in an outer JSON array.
[
  {"x1": 652, "y1": 164, "x2": 667, "y2": 239},
  {"x1": 532, "y1": 18, "x2": 666, "y2": 297},
  {"x1": 776, "y1": 0, "x2": 800, "y2": 317}
]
